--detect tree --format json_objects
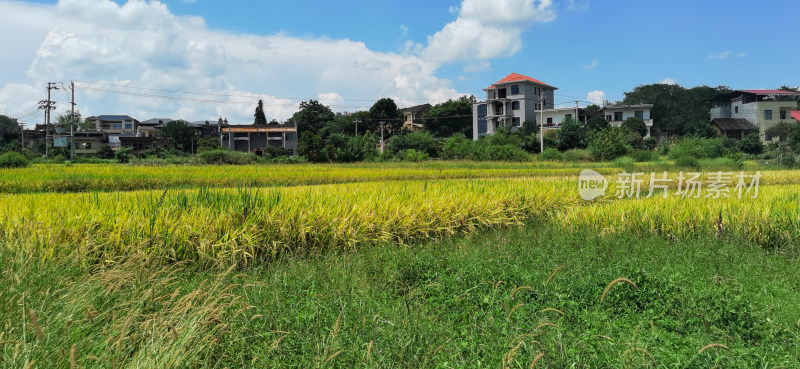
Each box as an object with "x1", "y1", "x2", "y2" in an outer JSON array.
[
  {"x1": 424, "y1": 96, "x2": 475, "y2": 138},
  {"x1": 558, "y1": 118, "x2": 586, "y2": 151},
  {"x1": 585, "y1": 104, "x2": 601, "y2": 111},
  {"x1": 386, "y1": 131, "x2": 438, "y2": 157},
  {"x1": 159, "y1": 120, "x2": 196, "y2": 153},
  {"x1": 55, "y1": 111, "x2": 94, "y2": 132},
  {"x1": 0, "y1": 115, "x2": 21, "y2": 151},
  {"x1": 292, "y1": 100, "x2": 335, "y2": 136},
  {"x1": 621, "y1": 117, "x2": 648, "y2": 138},
  {"x1": 268, "y1": 119, "x2": 280, "y2": 126},
  {"x1": 738, "y1": 132, "x2": 764, "y2": 155},
  {"x1": 779, "y1": 85, "x2": 800, "y2": 92},
  {"x1": 516, "y1": 121, "x2": 540, "y2": 153},
  {"x1": 297, "y1": 131, "x2": 326, "y2": 162},
  {"x1": 369, "y1": 98, "x2": 401, "y2": 134},
  {"x1": 586, "y1": 115, "x2": 610, "y2": 132},
  {"x1": 254, "y1": 99, "x2": 268, "y2": 126},
  {"x1": 622, "y1": 83, "x2": 731, "y2": 137},
  {"x1": 587, "y1": 127, "x2": 633, "y2": 161}
]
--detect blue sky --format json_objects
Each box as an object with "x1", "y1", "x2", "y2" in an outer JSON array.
[{"x1": 1, "y1": 0, "x2": 798, "y2": 125}]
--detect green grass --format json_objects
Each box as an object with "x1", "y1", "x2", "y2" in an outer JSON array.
[{"x1": 3, "y1": 223, "x2": 798, "y2": 368}]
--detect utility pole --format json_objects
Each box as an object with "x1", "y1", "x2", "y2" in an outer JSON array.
[
  {"x1": 18, "y1": 120, "x2": 24, "y2": 148},
  {"x1": 354, "y1": 119, "x2": 360, "y2": 136},
  {"x1": 70, "y1": 81, "x2": 76, "y2": 160},
  {"x1": 539, "y1": 95, "x2": 545, "y2": 153},
  {"x1": 39, "y1": 82, "x2": 57, "y2": 157},
  {"x1": 575, "y1": 100, "x2": 579, "y2": 123},
  {"x1": 380, "y1": 122, "x2": 385, "y2": 153}
]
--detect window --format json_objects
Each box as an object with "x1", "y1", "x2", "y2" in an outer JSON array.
[
  {"x1": 765, "y1": 132, "x2": 772, "y2": 141},
  {"x1": 565, "y1": 114, "x2": 572, "y2": 120},
  {"x1": 614, "y1": 112, "x2": 623, "y2": 121},
  {"x1": 489, "y1": 91, "x2": 495, "y2": 99},
  {"x1": 780, "y1": 110, "x2": 787, "y2": 120},
  {"x1": 546, "y1": 117, "x2": 553, "y2": 125},
  {"x1": 498, "y1": 88, "x2": 507, "y2": 98},
  {"x1": 512, "y1": 101, "x2": 520, "y2": 110},
  {"x1": 605, "y1": 115, "x2": 612, "y2": 121},
  {"x1": 764, "y1": 110, "x2": 772, "y2": 120},
  {"x1": 734, "y1": 106, "x2": 739, "y2": 114},
  {"x1": 513, "y1": 117, "x2": 521, "y2": 126},
  {"x1": 125, "y1": 123, "x2": 132, "y2": 129},
  {"x1": 635, "y1": 110, "x2": 644, "y2": 119},
  {"x1": 511, "y1": 85, "x2": 519, "y2": 95}
]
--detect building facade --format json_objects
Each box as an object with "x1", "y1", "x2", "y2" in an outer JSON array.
[
  {"x1": 601, "y1": 104, "x2": 654, "y2": 138},
  {"x1": 472, "y1": 73, "x2": 557, "y2": 140},
  {"x1": 220, "y1": 125, "x2": 297, "y2": 154},
  {"x1": 400, "y1": 104, "x2": 431, "y2": 131},
  {"x1": 710, "y1": 90, "x2": 800, "y2": 141},
  {"x1": 86, "y1": 115, "x2": 139, "y2": 147}
]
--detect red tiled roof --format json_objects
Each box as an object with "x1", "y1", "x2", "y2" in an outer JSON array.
[
  {"x1": 739, "y1": 89, "x2": 799, "y2": 95},
  {"x1": 791, "y1": 110, "x2": 800, "y2": 122},
  {"x1": 493, "y1": 73, "x2": 555, "y2": 88}
]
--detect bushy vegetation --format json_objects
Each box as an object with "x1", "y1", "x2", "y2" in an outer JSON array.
[
  {"x1": 588, "y1": 127, "x2": 633, "y2": 161},
  {"x1": 0, "y1": 151, "x2": 29, "y2": 168},
  {"x1": 668, "y1": 136, "x2": 725, "y2": 159},
  {"x1": 538, "y1": 147, "x2": 563, "y2": 161},
  {"x1": 198, "y1": 149, "x2": 257, "y2": 165}
]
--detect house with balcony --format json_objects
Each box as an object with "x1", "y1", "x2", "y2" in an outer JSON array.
[
  {"x1": 710, "y1": 90, "x2": 800, "y2": 141},
  {"x1": 601, "y1": 104, "x2": 654, "y2": 138},
  {"x1": 472, "y1": 73, "x2": 557, "y2": 140},
  {"x1": 400, "y1": 104, "x2": 431, "y2": 131},
  {"x1": 220, "y1": 124, "x2": 297, "y2": 154},
  {"x1": 537, "y1": 107, "x2": 602, "y2": 130},
  {"x1": 86, "y1": 115, "x2": 139, "y2": 147}
]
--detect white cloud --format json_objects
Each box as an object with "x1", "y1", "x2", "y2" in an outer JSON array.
[
  {"x1": 587, "y1": 90, "x2": 605, "y2": 105},
  {"x1": 707, "y1": 50, "x2": 731, "y2": 60},
  {"x1": 424, "y1": 0, "x2": 556, "y2": 63},
  {"x1": 657, "y1": 77, "x2": 678, "y2": 85},
  {"x1": 737, "y1": 52, "x2": 747, "y2": 58},
  {"x1": 463, "y1": 61, "x2": 492, "y2": 72},
  {"x1": 566, "y1": 0, "x2": 589, "y2": 12},
  {"x1": 399, "y1": 25, "x2": 408, "y2": 36},
  {"x1": 582, "y1": 60, "x2": 598, "y2": 69},
  {"x1": 0, "y1": 0, "x2": 468, "y2": 123}
]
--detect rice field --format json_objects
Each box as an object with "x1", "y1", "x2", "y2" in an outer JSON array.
[
  {"x1": 1, "y1": 163, "x2": 798, "y2": 264},
  {"x1": 2, "y1": 162, "x2": 800, "y2": 367}
]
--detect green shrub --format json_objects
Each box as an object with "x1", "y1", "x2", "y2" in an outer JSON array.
[
  {"x1": 562, "y1": 149, "x2": 593, "y2": 162},
  {"x1": 738, "y1": 132, "x2": 764, "y2": 155},
  {"x1": 115, "y1": 147, "x2": 132, "y2": 164},
  {"x1": 198, "y1": 150, "x2": 254, "y2": 165},
  {"x1": 441, "y1": 134, "x2": 473, "y2": 160},
  {"x1": 401, "y1": 149, "x2": 429, "y2": 162},
  {"x1": 0, "y1": 151, "x2": 29, "y2": 168},
  {"x1": 387, "y1": 131, "x2": 438, "y2": 157},
  {"x1": 588, "y1": 128, "x2": 633, "y2": 161},
  {"x1": 669, "y1": 136, "x2": 725, "y2": 159},
  {"x1": 96, "y1": 144, "x2": 114, "y2": 159},
  {"x1": 538, "y1": 147, "x2": 563, "y2": 161},
  {"x1": 632, "y1": 150, "x2": 658, "y2": 162},
  {"x1": 612, "y1": 156, "x2": 636, "y2": 169},
  {"x1": 674, "y1": 155, "x2": 700, "y2": 169},
  {"x1": 621, "y1": 117, "x2": 648, "y2": 137}
]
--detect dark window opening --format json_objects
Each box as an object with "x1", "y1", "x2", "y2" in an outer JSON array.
[
  {"x1": 512, "y1": 101, "x2": 520, "y2": 110},
  {"x1": 614, "y1": 112, "x2": 623, "y2": 121},
  {"x1": 764, "y1": 110, "x2": 772, "y2": 120},
  {"x1": 511, "y1": 85, "x2": 519, "y2": 95},
  {"x1": 498, "y1": 89, "x2": 507, "y2": 99},
  {"x1": 546, "y1": 117, "x2": 553, "y2": 125},
  {"x1": 635, "y1": 110, "x2": 644, "y2": 119}
]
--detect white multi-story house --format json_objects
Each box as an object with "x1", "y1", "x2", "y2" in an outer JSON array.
[
  {"x1": 710, "y1": 89, "x2": 800, "y2": 141},
  {"x1": 601, "y1": 104, "x2": 654, "y2": 138},
  {"x1": 472, "y1": 73, "x2": 557, "y2": 140}
]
